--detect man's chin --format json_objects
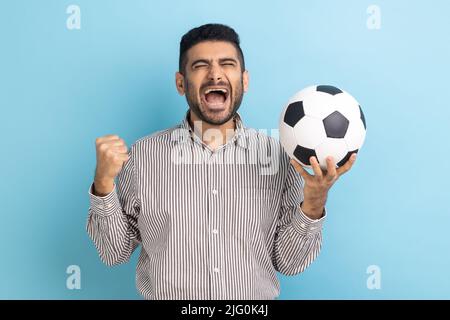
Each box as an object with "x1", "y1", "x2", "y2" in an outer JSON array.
[{"x1": 201, "y1": 109, "x2": 234, "y2": 125}]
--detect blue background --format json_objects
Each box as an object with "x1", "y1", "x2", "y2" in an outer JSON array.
[{"x1": 1, "y1": 0, "x2": 449, "y2": 299}]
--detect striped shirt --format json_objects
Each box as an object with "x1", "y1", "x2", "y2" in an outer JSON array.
[{"x1": 86, "y1": 111, "x2": 326, "y2": 300}]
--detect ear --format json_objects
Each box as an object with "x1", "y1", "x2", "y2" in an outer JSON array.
[
  {"x1": 175, "y1": 72, "x2": 185, "y2": 95},
  {"x1": 242, "y1": 70, "x2": 249, "y2": 93}
]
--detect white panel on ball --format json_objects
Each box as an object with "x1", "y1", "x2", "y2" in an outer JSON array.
[
  {"x1": 344, "y1": 120, "x2": 366, "y2": 151},
  {"x1": 315, "y1": 138, "x2": 349, "y2": 170},
  {"x1": 279, "y1": 121, "x2": 297, "y2": 158},
  {"x1": 293, "y1": 116, "x2": 327, "y2": 149},
  {"x1": 302, "y1": 92, "x2": 335, "y2": 120},
  {"x1": 333, "y1": 91, "x2": 361, "y2": 121}
]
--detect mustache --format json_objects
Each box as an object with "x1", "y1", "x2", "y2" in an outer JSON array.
[{"x1": 200, "y1": 81, "x2": 230, "y2": 92}]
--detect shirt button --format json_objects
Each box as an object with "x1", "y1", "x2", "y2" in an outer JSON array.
[
  {"x1": 212, "y1": 189, "x2": 218, "y2": 195},
  {"x1": 300, "y1": 223, "x2": 306, "y2": 228},
  {"x1": 212, "y1": 229, "x2": 218, "y2": 234},
  {"x1": 106, "y1": 203, "x2": 113, "y2": 208},
  {"x1": 213, "y1": 268, "x2": 220, "y2": 273},
  {"x1": 97, "y1": 205, "x2": 104, "y2": 209}
]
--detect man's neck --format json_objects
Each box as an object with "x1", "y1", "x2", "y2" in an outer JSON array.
[{"x1": 188, "y1": 110, "x2": 236, "y2": 151}]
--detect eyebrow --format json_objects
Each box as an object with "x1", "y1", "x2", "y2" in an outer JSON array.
[
  {"x1": 191, "y1": 58, "x2": 238, "y2": 67},
  {"x1": 219, "y1": 58, "x2": 238, "y2": 64}
]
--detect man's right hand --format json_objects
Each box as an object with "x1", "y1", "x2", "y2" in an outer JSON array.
[{"x1": 93, "y1": 134, "x2": 130, "y2": 196}]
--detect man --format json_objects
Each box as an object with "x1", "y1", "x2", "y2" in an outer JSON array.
[{"x1": 87, "y1": 23, "x2": 356, "y2": 300}]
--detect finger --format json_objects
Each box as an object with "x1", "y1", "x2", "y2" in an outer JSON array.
[
  {"x1": 96, "y1": 136, "x2": 121, "y2": 146},
  {"x1": 290, "y1": 159, "x2": 312, "y2": 180},
  {"x1": 102, "y1": 134, "x2": 120, "y2": 141},
  {"x1": 325, "y1": 156, "x2": 337, "y2": 182},
  {"x1": 111, "y1": 145, "x2": 128, "y2": 154},
  {"x1": 115, "y1": 153, "x2": 130, "y2": 162},
  {"x1": 107, "y1": 139, "x2": 126, "y2": 147},
  {"x1": 310, "y1": 156, "x2": 323, "y2": 178},
  {"x1": 337, "y1": 153, "x2": 357, "y2": 176}
]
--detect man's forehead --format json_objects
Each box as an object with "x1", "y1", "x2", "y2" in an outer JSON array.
[{"x1": 187, "y1": 41, "x2": 239, "y2": 60}]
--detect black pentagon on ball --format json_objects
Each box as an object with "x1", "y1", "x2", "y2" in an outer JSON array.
[
  {"x1": 323, "y1": 111, "x2": 349, "y2": 138},
  {"x1": 337, "y1": 150, "x2": 359, "y2": 167},
  {"x1": 317, "y1": 85, "x2": 343, "y2": 96},
  {"x1": 284, "y1": 101, "x2": 305, "y2": 127},
  {"x1": 359, "y1": 105, "x2": 367, "y2": 129},
  {"x1": 293, "y1": 145, "x2": 317, "y2": 166}
]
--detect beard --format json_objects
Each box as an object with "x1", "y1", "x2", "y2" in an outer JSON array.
[{"x1": 184, "y1": 77, "x2": 244, "y2": 126}]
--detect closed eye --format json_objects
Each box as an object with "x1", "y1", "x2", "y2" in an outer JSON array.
[{"x1": 194, "y1": 64, "x2": 208, "y2": 69}]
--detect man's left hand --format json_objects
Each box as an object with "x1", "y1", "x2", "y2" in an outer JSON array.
[{"x1": 290, "y1": 153, "x2": 357, "y2": 220}]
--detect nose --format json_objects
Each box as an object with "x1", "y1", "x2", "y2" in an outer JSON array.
[{"x1": 207, "y1": 64, "x2": 223, "y2": 82}]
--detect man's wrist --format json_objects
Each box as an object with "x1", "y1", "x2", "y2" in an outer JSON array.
[
  {"x1": 93, "y1": 178, "x2": 114, "y2": 197},
  {"x1": 300, "y1": 201, "x2": 325, "y2": 220}
]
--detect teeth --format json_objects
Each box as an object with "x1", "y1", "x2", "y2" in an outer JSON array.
[{"x1": 205, "y1": 88, "x2": 228, "y2": 94}]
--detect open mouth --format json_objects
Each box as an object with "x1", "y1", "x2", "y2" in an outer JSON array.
[{"x1": 201, "y1": 87, "x2": 230, "y2": 111}]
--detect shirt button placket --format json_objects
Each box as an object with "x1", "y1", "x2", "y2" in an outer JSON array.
[{"x1": 209, "y1": 152, "x2": 221, "y2": 299}]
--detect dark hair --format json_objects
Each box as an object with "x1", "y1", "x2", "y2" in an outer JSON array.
[{"x1": 179, "y1": 23, "x2": 245, "y2": 74}]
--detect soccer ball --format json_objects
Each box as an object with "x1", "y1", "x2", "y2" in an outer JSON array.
[{"x1": 279, "y1": 85, "x2": 366, "y2": 170}]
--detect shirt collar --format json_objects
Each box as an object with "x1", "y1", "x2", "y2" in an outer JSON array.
[{"x1": 179, "y1": 110, "x2": 249, "y2": 150}]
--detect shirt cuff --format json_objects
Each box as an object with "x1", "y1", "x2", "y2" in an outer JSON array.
[
  {"x1": 88, "y1": 182, "x2": 121, "y2": 217},
  {"x1": 291, "y1": 205, "x2": 327, "y2": 237}
]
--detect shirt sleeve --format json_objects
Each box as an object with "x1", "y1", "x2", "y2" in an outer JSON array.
[
  {"x1": 272, "y1": 161, "x2": 326, "y2": 276},
  {"x1": 86, "y1": 146, "x2": 141, "y2": 266}
]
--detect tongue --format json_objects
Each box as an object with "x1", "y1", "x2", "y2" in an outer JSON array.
[{"x1": 205, "y1": 92, "x2": 225, "y2": 104}]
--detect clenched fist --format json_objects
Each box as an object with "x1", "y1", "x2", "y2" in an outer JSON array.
[{"x1": 93, "y1": 134, "x2": 129, "y2": 196}]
